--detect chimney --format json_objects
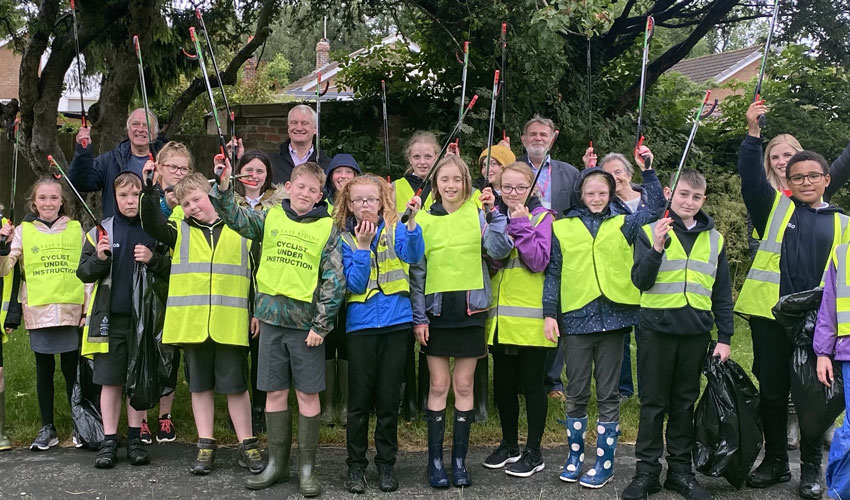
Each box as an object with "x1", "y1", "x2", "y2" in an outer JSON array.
[{"x1": 316, "y1": 38, "x2": 330, "y2": 71}]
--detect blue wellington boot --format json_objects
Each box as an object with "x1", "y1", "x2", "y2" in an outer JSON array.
[
  {"x1": 425, "y1": 409, "x2": 450, "y2": 488},
  {"x1": 451, "y1": 409, "x2": 474, "y2": 487},
  {"x1": 558, "y1": 415, "x2": 588, "y2": 483},
  {"x1": 579, "y1": 421, "x2": 620, "y2": 489}
]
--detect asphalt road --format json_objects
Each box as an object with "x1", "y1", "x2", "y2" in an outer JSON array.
[{"x1": 0, "y1": 442, "x2": 818, "y2": 499}]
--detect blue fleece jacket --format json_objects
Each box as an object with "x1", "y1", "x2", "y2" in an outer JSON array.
[{"x1": 342, "y1": 219, "x2": 425, "y2": 333}]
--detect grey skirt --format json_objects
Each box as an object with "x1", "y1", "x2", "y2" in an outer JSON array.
[{"x1": 29, "y1": 326, "x2": 80, "y2": 355}]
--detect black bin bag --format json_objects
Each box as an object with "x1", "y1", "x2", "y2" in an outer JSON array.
[
  {"x1": 772, "y1": 288, "x2": 844, "y2": 441},
  {"x1": 126, "y1": 262, "x2": 173, "y2": 411},
  {"x1": 693, "y1": 340, "x2": 762, "y2": 489},
  {"x1": 71, "y1": 355, "x2": 103, "y2": 450}
]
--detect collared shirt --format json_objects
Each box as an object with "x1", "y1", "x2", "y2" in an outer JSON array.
[
  {"x1": 289, "y1": 143, "x2": 314, "y2": 167},
  {"x1": 529, "y1": 155, "x2": 552, "y2": 209}
]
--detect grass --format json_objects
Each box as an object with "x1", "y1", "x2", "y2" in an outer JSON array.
[{"x1": 2, "y1": 317, "x2": 757, "y2": 449}]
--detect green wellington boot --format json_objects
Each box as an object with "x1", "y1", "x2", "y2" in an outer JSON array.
[
  {"x1": 298, "y1": 414, "x2": 322, "y2": 497},
  {"x1": 246, "y1": 410, "x2": 292, "y2": 489},
  {"x1": 320, "y1": 360, "x2": 337, "y2": 426}
]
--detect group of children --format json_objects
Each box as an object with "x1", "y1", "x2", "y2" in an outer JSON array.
[{"x1": 0, "y1": 104, "x2": 848, "y2": 500}]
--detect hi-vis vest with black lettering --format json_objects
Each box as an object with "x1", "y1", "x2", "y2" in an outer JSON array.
[
  {"x1": 486, "y1": 211, "x2": 551, "y2": 347},
  {"x1": 81, "y1": 219, "x2": 114, "y2": 357},
  {"x1": 22, "y1": 220, "x2": 85, "y2": 307},
  {"x1": 341, "y1": 224, "x2": 410, "y2": 302},
  {"x1": 163, "y1": 221, "x2": 251, "y2": 346},
  {"x1": 256, "y1": 206, "x2": 335, "y2": 303},
  {"x1": 553, "y1": 215, "x2": 641, "y2": 313},
  {"x1": 640, "y1": 221, "x2": 723, "y2": 311},
  {"x1": 832, "y1": 243, "x2": 850, "y2": 336},
  {"x1": 417, "y1": 198, "x2": 484, "y2": 295},
  {"x1": 735, "y1": 192, "x2": 850, "y2": 319}
]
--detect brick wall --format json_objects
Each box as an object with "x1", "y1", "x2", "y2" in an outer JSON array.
[{"x1": 0, "y1": 46, "x2": 22, "y2": 100}]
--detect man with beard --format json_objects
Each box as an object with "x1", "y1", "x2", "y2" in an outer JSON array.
[{"x1": 518, "y1": 115, "x2": 581, "y2": 401}]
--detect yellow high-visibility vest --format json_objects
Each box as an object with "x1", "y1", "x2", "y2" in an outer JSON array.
[
  {"x1": 417, "y1": 198, "x2": 484, "y2": 295},
  {"x1": 735, "y1": 192, "x2": 850, "y2": 319},
  {"x1": 640, "y1": 222, "x2": 723, "y2": 311},
  {"x1": 163, "y1": 221, "x2": 251, "y2": 346},
  {"x1": 22, "y1": 220, "x2": 85, "y2": 307},
  {"x1": 553, "y1": 215, "x2": 641, "y2": 313},
  {"x1": 487, "y1": 212, "x2": 551, "y2": 347},
  {"x1": 341, "y1": 224, "x2": 410, "y2": 302},
  {"x1": 255, "y1": 206, "x2": 335, "y2": 303}
]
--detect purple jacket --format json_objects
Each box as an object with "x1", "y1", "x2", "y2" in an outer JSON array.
[
  {"x1": 489, "y1": 205, "x2": 553, "y2": 273},
  {"x1": 813, "y1": 261, "x2": 850, "y2": 361}
]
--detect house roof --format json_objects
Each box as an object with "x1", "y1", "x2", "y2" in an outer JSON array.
[
  {"x1": 281, "y1": 33, "x2": 420, "y2": 101},
  {"x1": 669, "y1": 46, "x2": 763, "y2": 84}
]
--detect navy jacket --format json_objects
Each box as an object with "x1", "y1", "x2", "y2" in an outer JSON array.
[
  {"x1": 269, "y1": 140, "x2": 330, "y2": 185},
  {"x1": 517, "y1": 154, "x2": 581, "y2": 219},
  {"x1": 739, "y1": 135, "x2": 847, "y2": 296},
  {"x1": 68, "y1": 138, "x2": 165, "y2": 218}
]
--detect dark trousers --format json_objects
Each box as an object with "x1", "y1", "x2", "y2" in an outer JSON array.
[
  {"x1": 750, "y1": 317, "x2": 823, "y2": 466},
  {"x1": 619, "y1": 326, "x2": 643, "y2": 398},
  {"x1": 346, "y1": 330, "x2": 407, "y2": 469},
  {"x1": 564, "y1": 329, "x2": 627, "y2": 422},
  {"x1": 634, "y1": 330, "x2": 709, "y2": 474},
  {"x1": 324, "y1": 308, "x2": 348, "y2": 361},
  {"x1": 492, "y1": 348, "x2": 549, "y2": 451},
  {"x1": 543, "y1": 334, "x2": 566, "y2": 392}
]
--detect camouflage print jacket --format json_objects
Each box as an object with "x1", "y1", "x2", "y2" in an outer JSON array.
[{"x1": 209, "y1": 184, "x2": 345, "y2": 336}]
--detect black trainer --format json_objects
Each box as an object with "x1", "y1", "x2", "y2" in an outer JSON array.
[
  {"x1": 664, "y1": 471, "x2": 711, "y2": 500},
  {"x1": 483, "y1": 441, "x2": 521, "y2": 469},
  {"x1": 126, "y1": 438, "x2": 151, "y2": 466},
  {"x1": 94, "y1": 439, "x2": 118, "y2": 469},
  {"x1": 505, "y1": 448, "x2": 545, "y2": 478},
  {"x1": 623, "y1": 471, "x2": 662, "y2": 500},
  {"x1": 746, "y1": 457, "x2": 791, "y2": 488},
  {"x1": 377, "y1": 463, "x2": 399, "y2": 492},
  {"x1": 799, "y1": 463, "x2": 824, "y2": 500},
  {"x1": 345, "y1": 467, "x2": 366, "y2": 494}
]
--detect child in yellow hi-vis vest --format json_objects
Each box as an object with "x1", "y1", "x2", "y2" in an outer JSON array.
[
  {"x1": 77, "y1": 172, "x2": 171, "y2": 469},
  {"x1": 0, "y1": 176, "x2": 90, "y2": 451},
  {"x1": 139, "y1": 172, "x2": 262, "y2": 476},
  {"x1": 211, "y1": 160, "x2": 345, "y2": 497}
]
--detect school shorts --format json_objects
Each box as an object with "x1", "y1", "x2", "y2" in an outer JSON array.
[
  {"x1": 93, "y1": 315, "x2": 133, "y2": 386},
  {"x1": 183, "y1": 337, "x2": 249, "y2": 394},
  {"x1": 257, "y1": 322, "x2": 325, "y2": 394}
]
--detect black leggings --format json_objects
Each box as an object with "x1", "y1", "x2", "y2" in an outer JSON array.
[
  {"x1": 34, "y1": 351, "x2": 77, "y2": 427},
  {"x1": 492, "y1": 347, "x2": 549, "y2": 451}
]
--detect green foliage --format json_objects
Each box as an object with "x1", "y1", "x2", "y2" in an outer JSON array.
[{"x1": 265, "y1": 53, "x2": 291, "y2": 88}]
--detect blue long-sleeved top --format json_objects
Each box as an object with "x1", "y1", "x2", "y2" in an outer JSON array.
[
  {"x1": 542, "y1": 202, "x2": 656, "y2": 335},
  {"x1": 342, "y1": 219, "x2": 424, "y2": 333},
  {"x1": 613, "y1": 169, "x2": 665, "y2": 215}
]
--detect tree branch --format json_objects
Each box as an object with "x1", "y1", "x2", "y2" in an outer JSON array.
[
  {"x1": 613, "y1": 0, "x2": 741, "y2": 114},
  {"x1": 162, "y1": 0, "x2": 281, "y2": 138}
]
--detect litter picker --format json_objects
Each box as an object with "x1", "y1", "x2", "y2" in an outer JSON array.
[
  {"x1": 49, "y1": 155, "x2": 111, "y2": 257},
  {"x1": 69, "y1": 0, "x2": 88, "y2": 148},
  {"x1": 133, "y1": 35, "x2": 157, "y2": 183},
  {"x1": 381, "y1": 79, "x2": 391, "y2": 173},
  {"x1": 753, "y1": 1, "x2": 781, "y2": 129},
  {"x1": 634, "y1": 16, "x2": 655, "y2": 169}
]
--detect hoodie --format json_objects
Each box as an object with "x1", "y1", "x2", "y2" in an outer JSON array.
[
  {"x1": 542, "y1": 168, "x2": 657, "y2": 334},
  {"x1": 739, "y1": 135, "x2": 847, "y2": 296},
  {"x1": 324, "y1": 153, "x2": 362, "y2": 204},
  {"x1": 631, "y1": 209, "x2": 734, "y2": 344}
]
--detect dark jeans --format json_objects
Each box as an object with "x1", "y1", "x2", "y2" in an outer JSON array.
[
  {"x1": 750, "y1": 317, "x2": 823, "y2": 466},
  {"x1": 543, "y1": 334, "x2": 566, "y2": 393},
  {"x1": 564, "y1": 329, "x2": 627, "y2": 422},
  {"x1": 324, "y1": 308, "x2": 348, "y2": 361},
  {"x1": 346, "y1": 330, "x2": 407, "y2": 469},
  {"x1": 492, "y1": 347, "x2": 549, "y2": 451},
  {"x1": 634, "y1": 330, "x2": 709, "y2": 474}
]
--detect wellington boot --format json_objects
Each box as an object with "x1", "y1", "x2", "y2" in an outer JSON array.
[
  {"x1": 320, "y1": 360, "x2": 337, "y2": 426},
  {"x1": 246, "y1": 410, "x2": 292, "y2": 490},
  {"x1": 298, "y1": 414, "x2": 322, "y2": 497}
]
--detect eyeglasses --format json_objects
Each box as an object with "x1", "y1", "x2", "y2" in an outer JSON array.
[
  {"x1": 501, "y1": 184, "x2": 530, "y2": 194},
  {"x1": 350, "y1": 197, "x2": 381, "y2": 206},
  {"x1": 788, "y1": 173, "x2": 825, "y2": 185},
  {"x1": 163, "y1": 164, "x2": 191, "y2": 175}
]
